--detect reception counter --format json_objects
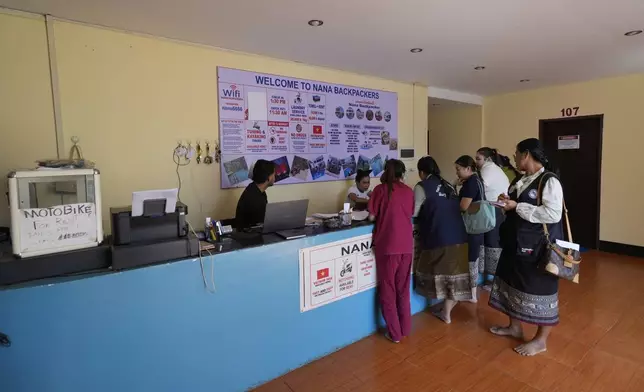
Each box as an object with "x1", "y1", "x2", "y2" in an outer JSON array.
[{"x1": 0, "y1": 224, "x2": 430, "y2": 392}]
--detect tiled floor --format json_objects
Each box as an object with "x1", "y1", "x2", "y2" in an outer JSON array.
[{"x1": 254, "y1": 251, "x2": 644, "y2": 392}]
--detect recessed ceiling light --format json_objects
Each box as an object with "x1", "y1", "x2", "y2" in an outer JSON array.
[
  {"x1": 625, "y1": 30, "x2": 643, "y2": 36},
  {"x1": 474, "y1": 66, "x2": 486, "y2": 70},
  {"x1": 308, "y1": 20, "x2": 324, "y2": 27},
  {"x1": 520, "y1": 79, "x2": 530, "y2": 83},
  {"x1": 410, "y1": 48, "x2": 423, "y2": 53}
]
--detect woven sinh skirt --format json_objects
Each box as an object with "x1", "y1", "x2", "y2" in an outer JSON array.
[
  {"x1": 414, "y1": 241, "x2": 472, "y2": 302},
  {"x1": 488, "y1": 246, "x2": 559, "y2": 326},
  {"x1": 482, "y1": 208, "x2": 505, "y2": 276}
]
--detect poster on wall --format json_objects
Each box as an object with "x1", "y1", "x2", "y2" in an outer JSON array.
[
  {"x1": 299, "y1": 234, "x2": 376, "y2": 312},
  {"x1": 218, "y1": 67, "x2": 398, "y2": 189}
]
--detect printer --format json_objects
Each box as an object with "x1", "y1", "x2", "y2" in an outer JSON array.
[{"x1": 110, "y1": 196, "x2": 199, "y2": 270}]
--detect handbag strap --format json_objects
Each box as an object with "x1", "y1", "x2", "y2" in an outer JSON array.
[
  {"x1": 475, "y1": 174, "x2": 486, "y2": 201},
  {"x1": 537, "y1": 173, "x2": 573, "y2": 243}
]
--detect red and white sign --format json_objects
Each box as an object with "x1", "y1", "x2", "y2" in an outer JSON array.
[{"x1": 299, "y1": 234, "x2": 376, "y2": 312}]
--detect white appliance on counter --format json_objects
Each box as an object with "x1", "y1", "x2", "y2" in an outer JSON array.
[{"x1": 7, "y1": 168, "x2": 103, "y2": 258}]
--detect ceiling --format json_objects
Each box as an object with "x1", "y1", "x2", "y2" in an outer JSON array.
[{"x1": 2, "y1": 0, "x2": 644, "y2": 96}]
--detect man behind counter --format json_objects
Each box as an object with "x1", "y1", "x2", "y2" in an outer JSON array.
[{"x1": 234, "y1": 159, "x2": 276, "y2": 230}]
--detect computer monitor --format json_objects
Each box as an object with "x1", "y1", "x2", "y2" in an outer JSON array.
[{"x1": 262, "y1": 199, "x2": 309, "y2": 234}]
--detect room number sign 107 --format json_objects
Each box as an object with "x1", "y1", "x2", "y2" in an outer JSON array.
[{"x1": 560, "y1": 107, "x2": 580, "y2": 117}]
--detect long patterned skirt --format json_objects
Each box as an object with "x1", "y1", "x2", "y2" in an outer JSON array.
[
  {"x1": 467, "y1": 233, "x2": 484, "y2": 288},
  {"x1": 482, "y1": 209, "x2": 505, "y2": 276},
  {"x1": 413, "y1": 230, "x2": 472, "y2": 302},
  {"x1": 489, "y1": 248, "x2": 560, "y2": 326}
]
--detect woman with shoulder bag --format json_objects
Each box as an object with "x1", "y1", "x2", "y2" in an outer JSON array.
[
  {"x1": 455, "y1": 155, "x2": 485, "y2": 302},
  {"x1": 488, "y1": 138, "x2": 564, "y2": 357}
]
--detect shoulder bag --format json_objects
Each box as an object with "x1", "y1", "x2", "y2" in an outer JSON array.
[
  {"x1": 462, "y1": 176, "x2": 496, "y2": 235},
  {"x1": 537, "y1": 174, "x2": 581, "y2": 283}
]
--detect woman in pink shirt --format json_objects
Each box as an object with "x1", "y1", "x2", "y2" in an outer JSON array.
[{"x1": 368, "y1": 159, "x2": 415, "y2": 343}]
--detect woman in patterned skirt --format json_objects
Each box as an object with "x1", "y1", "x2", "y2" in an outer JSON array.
[
  {"x1": 489, "y1": 138, "x2": 564, "y2": 356},
  {"x1": 413, "y1": 156, "x2": 471, "y2": 323},
  {"x1": 455, "y1": 155, "x2": 485, "y2": 302},
  {"x1": 475, "y1": 147, "x2": 512, "y2": 288}
]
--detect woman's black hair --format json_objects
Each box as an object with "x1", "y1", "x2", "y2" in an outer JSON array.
[
  {"x1": 455, "y1": 155, "x2": 482, "y2": 182},
  {"x1": 355, "y1": 169, "x2": 371, "y2": 183},
  {"x1": 417, "y1": 156, "x2": 456, "y2": 198},
  {"x1": 381, "y1": 159, "x2": 406, "y2": 196},
  {"x1": 516, "y1": 138, "x2": 559, "y2": 176},
  {"x1": 477, "y1": 147, "x2": 521, "y2": 178}
]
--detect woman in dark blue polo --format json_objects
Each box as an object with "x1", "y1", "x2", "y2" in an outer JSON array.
[
  {"x1": 455, "y1": 155, "x2": 485, "y2": 302},
  {"x1": 413, "y1": 156, "x2": 471, "y2": 324}
]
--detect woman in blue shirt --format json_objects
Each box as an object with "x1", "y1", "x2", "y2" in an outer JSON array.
[
  {"x1": 455, "y1": 155, "x2": 485, "y2": 303},
  {"x1": 413, "y1": 156, "x2": 471, "y2": 323}
]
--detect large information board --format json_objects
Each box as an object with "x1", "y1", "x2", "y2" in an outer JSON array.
[{"x1": 217, "y1": 67, "x2": 398, "y2": 189}]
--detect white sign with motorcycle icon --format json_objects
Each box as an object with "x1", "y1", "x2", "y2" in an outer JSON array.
[{"x1": 299, "y1": 234, "x2": 376, "y2": 312}]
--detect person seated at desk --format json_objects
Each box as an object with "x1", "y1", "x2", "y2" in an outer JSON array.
[
  {"x1": 234, "y1": 159, "x2": 276, "y2": 230},
  {"x1": 346, "y1": 169, "x2": 372, "y2": 211}
]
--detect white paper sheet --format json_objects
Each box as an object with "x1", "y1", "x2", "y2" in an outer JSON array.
[
  {"x1": 247, "y1": 91, "x2": 268, "y2": 121},
  {"x1": 131, "y1": 188, "x2": 178, "y2": 217},
  {"x1": 556, "y1": 239, "x2": 580, "y2": 251}
]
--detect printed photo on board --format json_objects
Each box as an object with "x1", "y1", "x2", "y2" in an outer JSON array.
[
  {"x1": 384, "y1": 111, "x2": 392, "y2": 122},
  {"x1": 366, "y1": 110, "x2": 374, "y2": 121},
  {"x1": 381, "y1": 131, "x2": 391, "y2": 146},
  {"x1": 356, "y1": 108, "x2": 364, "y2": 120},
  {"x1": 346, "y1": 107, "x2": 355, "y2": 120},
  {"x1": 389, "y1": 138, "x2": 398, "y2": 151},
  {"x1": 375, "y1": 110, "x2": 383, "y2": 121},
  {"x1": 357, "y1": 155, "x2": 371, "y2": 172},
  {"x1": 341, "y1": 155, "x2": 357, "y2": 178},
  {"x1": 223, "y1": 156, "x2": 250, "y2": 186},
  {"x1": 335, "y1": 106, "x2": 345, "y2": 119},
  {"x1": 326, "y1": 156, "x2": 342, "y2": 177},
  {"x1": 272, "y1": 156, "x2": 291, "y2": 183},
  {"x1": 370, "y1": 154, "x2": 384, "y2": 176},
  {"x1": 309, "y1": 155, "x2": 326, "y2": 180},
  {"x1": 291, "y1": 155, "x2": 310, "y2": 181}
]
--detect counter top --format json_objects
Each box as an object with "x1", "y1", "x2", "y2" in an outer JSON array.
[{"x1": 0, "y1": 220, "x2": 373, "y2": 289}]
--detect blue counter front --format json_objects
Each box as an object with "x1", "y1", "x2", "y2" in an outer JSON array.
[{"x1": 0, "y1": 225, "x2": 430, "y2": 392}]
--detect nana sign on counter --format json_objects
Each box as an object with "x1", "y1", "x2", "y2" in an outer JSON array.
[
  {"x1": 299, "y1": 234, "x2": 376, "y2": 312},
  {"x1": 218, "y1": 67, "x2": 398, "y2": 189}
]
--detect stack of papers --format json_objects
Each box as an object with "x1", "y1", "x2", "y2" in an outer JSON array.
[
  {"x1": 351, "y1": 210, "x2": 369, "y2": 221},
  {"x1": 311, "y1": 213, "x2": 338, "y2": 219}
]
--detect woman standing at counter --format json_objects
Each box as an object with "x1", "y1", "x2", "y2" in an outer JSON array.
[
  {"x1": 368, "y1": 159, "x2": 414, "y2": 343},
  {"x1": 455, "y1": 155, "x2": 485, "y2": 302},
  {"x1": 475, "y1": 147, "x2": 511, "y2": 287},
  {"x1": 413, "y1": 157, "x2": 471, "y2": 323}
]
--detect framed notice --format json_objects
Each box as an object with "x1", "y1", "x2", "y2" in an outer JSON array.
[
  {"x1": 217, "y1": 67, "x2": 398, "y2": 189},
  {"x1": 558, "y1": 135, "x2": 580, "y2": 150},
  {"x1": 299, "y1": 234, "x2": 376, "y2": 312}
]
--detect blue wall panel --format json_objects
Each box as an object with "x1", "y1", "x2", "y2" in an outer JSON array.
[{"x1": 0, "y1": 226, "x2": 429, "y2": 392}]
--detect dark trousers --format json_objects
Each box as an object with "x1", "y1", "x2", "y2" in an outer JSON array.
[{"x1": 376, "y1": 252, "x2": 412, "y2": 341}]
